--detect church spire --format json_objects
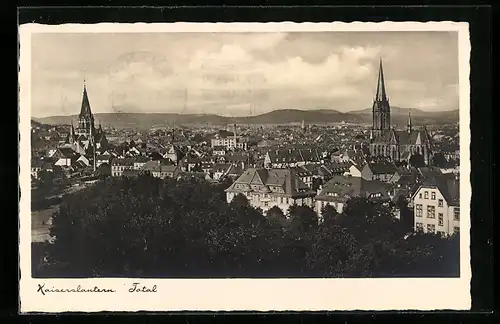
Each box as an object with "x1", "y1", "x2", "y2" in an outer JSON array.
[
  {"x1": 371, "y1": 58, "x2": 391, "y2": 133},
  {"x1": 407, "y1": 108, "x2": 413, "y2": 133},
  {"x1": 79, "y1": 80, "x2": 93, "y2": 119},
  {"x1": 70, "y1": 120, "x2": 75, "y2": 141},
  {"x1": 375, "y1": 58, "x2": 388, "y2": 102}
]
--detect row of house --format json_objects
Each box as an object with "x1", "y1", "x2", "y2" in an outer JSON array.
[{"x1": 225, "y1": 165, "x2": 460, "y2": 236}]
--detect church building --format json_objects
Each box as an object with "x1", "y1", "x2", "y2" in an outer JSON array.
[
  {"x1": 369, "y1": 59, "x2": 433, "y2": 165},
  {"x1": 65, "y1": 81, "x2": 108, "y2": 150}
]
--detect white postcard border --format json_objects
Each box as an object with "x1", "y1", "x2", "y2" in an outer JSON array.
[{"x1": 19, "y1": 21, "x2": 471, "y2": 312}]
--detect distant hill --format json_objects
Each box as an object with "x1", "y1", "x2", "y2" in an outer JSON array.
[
  {"x1": 33, "y1": 107, "x2": 458, "y2": 129},
  {"x1": 346, "y1": 107, "x2": 459, "y2": 126}
]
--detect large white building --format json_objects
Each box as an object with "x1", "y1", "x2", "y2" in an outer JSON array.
[
  {"x1": 211, "y1": 125, "x2": 248, "y2": 150},
  {"x1": 211, "y1": 136, "x2": 247, "y2": 150},
  {"x1": 411, "y1": 173, "x2": 460, "y2": 236},
  {"x1": 225, "y1": 168, "x2": 317, "y2": 214}
]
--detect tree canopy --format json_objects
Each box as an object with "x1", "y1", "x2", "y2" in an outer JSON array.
[{"x1": 33, "y1": 174, "x2": 460, "y2": 278}]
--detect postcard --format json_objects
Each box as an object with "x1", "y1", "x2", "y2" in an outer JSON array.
[{"x1": 19, "y1": 21, "x2": 471, "y2": 312}]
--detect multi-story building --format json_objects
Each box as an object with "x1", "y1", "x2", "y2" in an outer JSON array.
[
  {"x1": 211, "y1": 124, "x2": 248, "y2": 150},
  {"x1": 361, "y1": 161, "x2": 399, "y2": 182},
  {"x1": 411, "y1": 173, "x2": 460, "y2": 236},
  {"x1": 225, "y1": 168, "x2": 317, "y2": 214},
  {"x1": 133, "y1": 156, "x2": 150, "y2": 170},
  {"x1": 211, "y1": 136, "x2": 248, "y2": 150},
  {"x1": 111, "y1": 158, "x2": 135, "y2": 177},
  {"x1": 141, "y1": 160, "x2": 180, "y2": 179}
]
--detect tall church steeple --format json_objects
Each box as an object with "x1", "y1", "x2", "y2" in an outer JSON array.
[
  {"x1": 375, "y1": 58, "x2": 388, "y2": 102},
  {"x1": 372, "y1": 58, "x2": 391, "y2": 135},
  {"x1": 76, "y1": 80, "x2": 95, "y2": 138},
  {"x1": 407, "y1": 108, "x2": 413, "y2": 134}
]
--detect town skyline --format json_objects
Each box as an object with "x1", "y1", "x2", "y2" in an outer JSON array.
[{"x1": 31, "y1": 31, "x2": 459, "y2": 118}]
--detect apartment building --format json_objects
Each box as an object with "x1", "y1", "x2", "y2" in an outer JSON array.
[{"x1": 411, "y1": 174, "x2": 460, "y2": 236}]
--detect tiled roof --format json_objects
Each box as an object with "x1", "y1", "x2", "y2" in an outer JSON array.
[
  {"x1": 267, "y1": 148, "x2": 321, "y2": 163},
  {"x1": 290, "y1": 166, "x2": 312, "y2": 177},
  {"x1": 315, "y1": 175, "x2": 392, "y2": 203},
  {"x1": 225, "y1": 168, "x2": 315, "y2": 198},
  {"x1": 212, "y1": 163, "x2": 232, "y2": 172},
  {"x1": 372, "y1": 129, "x2": 432, "y2": 146},
  {"x1": 324, "y1": 162, "x2": 352, "y2": 173},
  {"x1": 366, "y1": 161, "x2": 398, "y2": 175},
  {"x1": 419, "y1": 173, "x2": 460, "y2": 206},
  {"x1": 112, "y1": 158, "x2": 135, "y2": 166}
]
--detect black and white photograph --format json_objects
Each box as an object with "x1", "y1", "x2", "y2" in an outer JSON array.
[{"x1": 19, "y1": 22, "x2": 471, "y2": 312}]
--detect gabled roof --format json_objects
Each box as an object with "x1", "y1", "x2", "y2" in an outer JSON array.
[
  {"x1": 141, "y1": 160, "x2": 161, "y2": 171},
  {"x1": 56, "y1": 147, "x2": 78, "y2": 159},
  {"x1": 417, "y1": 166, "x2": 443, "y2": 179},
  {"x1": 316, "y1": 175, "x2": 392, "y2": 202},
  {"x1": 365, "y1": 161, "x2": 398, "y2": 175},
  {"x1": 414, "y1": 173, "x2": 459, "y2": 206},
  {"x1": 212, "y1": 163, "x2": 232, "y2": 172},
  {"x1": 290, "y1": 166, "x2": 313, "y2": 177},
  {"x1": 225, "y1": 168, "x2": 315, "y2": 197},
  {"x1": 324, "y1": 162, "x2": 352, "y2": 173},
  {"x1": 267, "y1": 148, "x2": 321, "y2": 164}
]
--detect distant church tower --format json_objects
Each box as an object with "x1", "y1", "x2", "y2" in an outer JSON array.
[
  {"x1": 372, "y1": 58, "x2": 391, "y2": 137},
  {"x1": 75, "y1": 80, "x2": 95, "y2": 138}
]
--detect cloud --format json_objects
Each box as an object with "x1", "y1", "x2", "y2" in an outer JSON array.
[{"x1": 30, "y1": 31, "x2": 459, "y2": 117}]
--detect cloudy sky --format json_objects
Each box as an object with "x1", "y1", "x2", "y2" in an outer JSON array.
[{"x1": 31, "y1": 31, "x2": 459, "y2": 118}]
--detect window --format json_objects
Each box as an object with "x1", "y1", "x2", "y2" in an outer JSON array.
[
  {"x1": 431, "y1": 192, "x2": 436, "y2": 200},
  {"x1": 416, "y1": 222, "x2": 423, "y2": 231},
  {"x1": 427, "y1": 205, "x2": 435, "y2": 218},
  {"x1": 415, "y1": 204, "x2": 423, "y2": 217},
  {"x1": 454, "y1": 226, "x2": 460, "y2": 234},
  {"x1": 263, "y1": 201, "x2": 268, "y2": 207},
  {"x1": 438, "y1": 199, "x2": 443, "y2": 207},
  {"x1": 454, "y1": 208, "x2": 460, "y2": 221},
  {"x1": 427, "y1": 224, "x2": 436, "y2": 233},
  {"x1": 437, "y1": 231, "x2": 445, "y2": 237},
  {"x1": 438, "y1": 213, "x2": 444, "y2": 226},
  {"x1": 424, "y1": 191, "x2": 429, "y2": 199},
  {"x1": 419, "y1": 193, "x2": 422, "y2": 199}
]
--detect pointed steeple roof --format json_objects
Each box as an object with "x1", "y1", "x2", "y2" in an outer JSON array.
[
  {"x1": 375, "y1": 58, "x2": 388, "y2": 102},
  {"x1": 79, "y1": 81, "x2": 93, "y2": 119},
  {"x1": 70, "y1": 120, "x2": 75, "y2": 139},
  {"x1": 407, "y1": 108, "x2": 412, "y2": 133}
]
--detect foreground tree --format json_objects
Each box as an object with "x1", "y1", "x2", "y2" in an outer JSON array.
[
  {"x1": 288, "y1": 204, "x2": 318, "y2": 236},
  {"x1": 320, "y1": 204, "x2": 340, "y2": 227},
  {"x1": 36, "y1": 175, "x2": 460, "y2": 278}
]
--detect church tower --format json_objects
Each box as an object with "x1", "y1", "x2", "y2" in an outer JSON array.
[
  {"x1": 407, "y1": 108, "x2": 413, "y2": 134},
  {"x1": 75, "y1": 80, "x2": 95, "y2": 138},
  {"x1": 372, "y1": 58, "x2": 391, "y2": 136}
]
